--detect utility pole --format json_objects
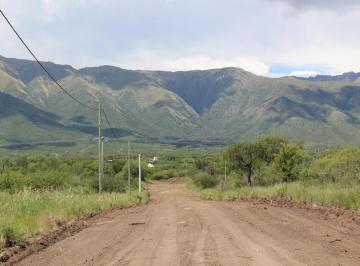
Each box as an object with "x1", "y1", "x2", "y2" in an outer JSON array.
[
  {"x1": 128, "y1": 139, "x2": 131, "y2": 197},
  {"x1": 98, "y1": 102, "x2": 103, "y2": 193},
  {"x1": 138, "y1": 154, "x2": 142, "y2": 193},
  {"x1": 224, "y1": 159, "x2": 227, "y2": 187},
  {"x1": 101, "y1": 136, "x2": 104, "y2": 187}
]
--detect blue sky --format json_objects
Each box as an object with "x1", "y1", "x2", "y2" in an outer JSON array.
[{"x1": 1, "y1": 0, "x2": 360, "y2": 77}]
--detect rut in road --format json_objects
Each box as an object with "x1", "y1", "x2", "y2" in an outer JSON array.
[{"x1": 16, "y1": 180, "x2": 360, "y2": 266}]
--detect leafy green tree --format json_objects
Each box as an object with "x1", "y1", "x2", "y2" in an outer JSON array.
[
  {"x1": 256, "y1": 136, "x2": 288, "y2": 163},
  {"x1": 274, "y1": 144, "x2": 307, "y2": 182},
  {"x1": 225, "y1": 142, "x2": 259, "y2": 185}
]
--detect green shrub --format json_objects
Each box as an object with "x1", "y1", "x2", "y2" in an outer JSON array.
[
  {"x1": 193, "y1": 173, "x2": 219, "y2": 189},
  {"x1": 307, "y1": 147, "x2": 360, "y2": 184},
  {"x1": 119, "y1": 161, "x2": 150, "y2": 181},
  {"x1": 254, "y1": 163, "x2": 283, "y2": 186},
  {"x1": 194, "y1": 158, "x2": 208, "y2": 170},
  {"x1": 101, "y1": 175, "x2": 127, "y2": 193},
  {"x1": 150, "y1": 170, "x2": 176, "y2": 180},
  {"x1": 0, "y1": 171, "x2": 72, "y2": 191},
  {"x1": 111, "y1": 160, "x2": 126, "y2": 174},
  {"x1": 223, "y1": 172, "x2": 242, "y2": 189},
  {"x1": 274, "y1": 144, "x2": 308, "y2": 182}
]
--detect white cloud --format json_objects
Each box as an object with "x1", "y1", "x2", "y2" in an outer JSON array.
[
  {"x1": 290, "y1": 70, "x2": 318, "y2": 77},
  {"x1": 166, "y1": 56, "x2": 270, "y2": 75},
  {"x1": 273, "y1": 43, "x2": 360, "y2": 75},
  {"x1": 1, "y1": 0, "x2": 360, "y2": 76},
  {"x1": 268, "y1": 0, "x2": 360, "y2": 12},
  {"x1": 116, "y1": 49, "x2": 270, "y2": 75}
]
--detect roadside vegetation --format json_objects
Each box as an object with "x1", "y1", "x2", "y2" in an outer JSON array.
[
  {"x1": 0, "y1": 145, "x2": 210, "y2": 248},
  {"x1": 3, "y1": 136, "x2": 360, "y2": 248},
  {"x1": 0, "y1": 156, "x2": 149, "y2": 249},
  {"x1": 187, "y1": 136, "x2": 360, "y2": 210}
]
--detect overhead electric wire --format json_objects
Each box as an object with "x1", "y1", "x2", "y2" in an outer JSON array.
[
  {"x1": 0, "y1": 9, "x2": 97, "y2": 111},
  {"x1": 0, "y1": 8, "x2": 132, "y2": 153},
  {"x1": 102, "y1": 108, "x2": 119, "y2": 141}
]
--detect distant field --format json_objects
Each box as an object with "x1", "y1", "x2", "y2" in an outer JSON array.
[{"x1": 0, "y1": 140, "x2": 222, "y2": 157}]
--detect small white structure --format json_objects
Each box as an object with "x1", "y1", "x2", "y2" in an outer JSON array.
[
  {"x1": 147, "y1": 163, "x2": 155, "y2": 168},
  {"x1": 149, "y1": 156, "x2": 158, "y2": 164}
]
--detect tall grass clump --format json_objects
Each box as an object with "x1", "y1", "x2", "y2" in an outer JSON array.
[
  {"x1": 200, "y1": 182, "x2": 360, "y2": 210},
  {"x1": 0, "y1": 189, "x2": 149, "y2": 246}
]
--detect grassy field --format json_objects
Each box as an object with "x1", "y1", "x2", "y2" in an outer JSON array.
[
  {"x1": 199, "y1": 182, "x2": 360, "y2": 210},
  {"x1": 0, "y1": 190, "x2": 149, "y2": 246}
]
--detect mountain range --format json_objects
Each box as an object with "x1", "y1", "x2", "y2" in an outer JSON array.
[{"x1": 1, "y1": 54, "x2": 360, "y2": 148}]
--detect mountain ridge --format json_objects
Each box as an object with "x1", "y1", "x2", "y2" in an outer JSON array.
[{"x1": 1, "y1": 55, "x2": 360, "y2": 146}]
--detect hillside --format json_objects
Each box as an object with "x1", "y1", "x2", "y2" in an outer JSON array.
[{"x1": 1, "y1": 55, "x2": 360, "y2": 147}]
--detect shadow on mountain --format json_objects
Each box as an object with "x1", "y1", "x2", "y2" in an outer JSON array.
[
  {"x1": 71, "y1": 115, "x2": 92, "y2": 125},
  {"x1": 2, "y1": 141, "x2": 77, "y2": 150},
  {"x1": 0, "y1": 91, "x2": 61, "y2": 122},
  {"x1": 266, "y1": 96, "x2": 329, "y2": 124},
  {"x1": 157, "y1": 68, "x2": 238, "y2": 114},
  {"x1": 0, "y1": 91, "x2": 139, "y2": 139},
  {"x1": 291, "y1": 85, "x2": 360, "y2": 111}
]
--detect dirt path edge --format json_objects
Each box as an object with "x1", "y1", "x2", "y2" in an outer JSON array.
[
  {"x1": 230, "y1": 197, "x2": 360, "y2": 227},
  {"x1": 0, "y1": 204, "x2": 142, "y2": 265}
]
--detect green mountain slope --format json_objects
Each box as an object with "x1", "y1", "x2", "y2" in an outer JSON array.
[
  {"x1": 1, "y1": 55, "x2": 360, "y2": 146},
  {"x1": 0, "y1": 91, "x2": 96, "y2": 147}
]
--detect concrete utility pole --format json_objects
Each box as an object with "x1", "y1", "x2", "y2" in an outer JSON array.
[
  {"x1": 101, "y1": 136, "x2": 104, "y2": 187},
  {"x1": 224, "y1": 160, "x2": 227, "y2": 187},
  {"x1": 98, "y1": 102, "x2": 103, "y2": 193},
  {"x1": 128, "y1": 140, "x2": 131, "y2": 197},
  {"x1": 138, "y1": 154, "x2": 142, "y2": 193}
]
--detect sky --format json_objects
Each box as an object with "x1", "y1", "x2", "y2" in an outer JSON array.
[{"x1": 1, "y1": 0, "x2": 360, "y2": 77}]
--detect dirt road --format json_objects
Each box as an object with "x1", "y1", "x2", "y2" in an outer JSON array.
[{"x1": 17, "y1": 180, "x2": 360, "y2": 266}]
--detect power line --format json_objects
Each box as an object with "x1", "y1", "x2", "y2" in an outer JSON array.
[
  {"x1": 102, "y1": 108, "x2": 119, "y2": 140},
  {"x1": 0, "y1": 8, "x2": 131, "y2": 156},
  {"x1": 0, "y1": 9, "x2": 97, "y2": 111},
  {"x1": 0, "y1": 9, "x2": 138, "y2": 138}
]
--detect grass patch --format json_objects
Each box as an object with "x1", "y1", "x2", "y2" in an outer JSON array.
[
  {"x1": 200, "y1": 182, "x2": 360, "y2": 210},
  {"x1": 0, "y1": 189, "x2": 149, "y2": 247}
]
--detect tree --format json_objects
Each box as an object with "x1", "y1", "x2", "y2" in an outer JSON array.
[
  {"x1": 225, "y1": 142, "x2": 259, "y2": 185},
  {"x1": 274, "y1": 143, "x2": 307, "y2": 182},
  {"x1": 256, "y1": 136, "x2": 288, "y2": 163}
]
